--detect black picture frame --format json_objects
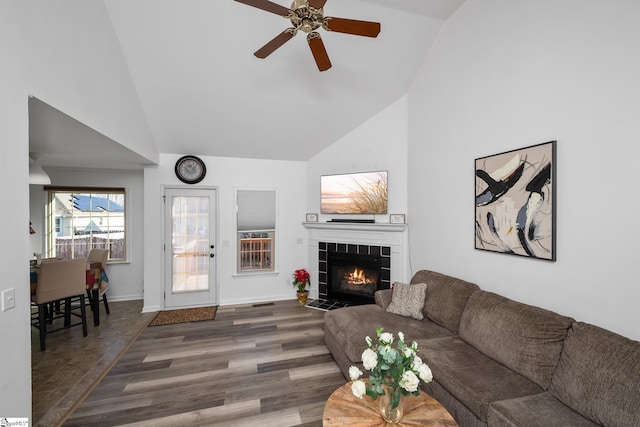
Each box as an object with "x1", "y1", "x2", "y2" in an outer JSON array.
[{"x1": 475, "y1": 141, "x2": 556, "y2": 261}]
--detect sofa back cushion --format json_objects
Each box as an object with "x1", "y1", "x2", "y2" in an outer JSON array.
[
  {"x1": 549, "y1": 322, "x2": 640, "y2": 427},
  {"x1": 410, "y1": 270, "x2": 480, "y2": 333},
  {"x1": 459, "y1": 290, "x2": 574, "y2": 389}
]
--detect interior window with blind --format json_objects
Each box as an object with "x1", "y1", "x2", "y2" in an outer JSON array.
[
  {"x1": 236, "y1": 189, "x2": 276, "y2": 273},
  {"x1": 46, "y1": 187, "x2": 126, "y2": 261}
]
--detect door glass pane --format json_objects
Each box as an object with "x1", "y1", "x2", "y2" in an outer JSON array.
[{"x1": 172, "y1": 196, "x2": 210, "y2": 293}]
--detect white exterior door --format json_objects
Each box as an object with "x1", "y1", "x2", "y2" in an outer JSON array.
[{"x1": 164, "y1": 188, "x2": 217, "y2": 309}]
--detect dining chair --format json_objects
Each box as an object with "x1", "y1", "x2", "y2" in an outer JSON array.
[
  {"x1": 31, "y1": 258, "x2": 88, "y2": 351},
  {"x1": 87, "y1": 248, "x2": 110, "y2": 314}
]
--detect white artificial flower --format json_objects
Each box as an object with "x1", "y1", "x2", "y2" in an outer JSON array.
[
  {"x1": 365, "y1": 336, "x2": 373, "y2": 346},
  {"x1": 398, "y1": 331, "x2": 405, "y2": 342},
  {"x1": 362, "y1": 348, "x2": 378, "y2": 370},
  {"x1": 412, "y1": 355, "x2": 423, "y2": 369},
  {"x1": 399, "y1": 370, "x2": 420, "y2": 393},
  {"x1": 403, "y1": 347, "x2": 413, "y2": 358},
  {"x1": 349, "y1": 365, "x2": 363, "y2": 381},
  {"x1": 417, "y1": 363, "x2": 433, "y2": 383},
  {"x1": 380, "y1": 332, "x2": 394, "y2": 345},
  {"x1": 351, "y1": 379, "x2": 366, "y2": 399}
]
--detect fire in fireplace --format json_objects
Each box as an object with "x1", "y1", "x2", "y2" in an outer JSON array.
[{"x1": 327, "y1": 251, "x2": 381, "y2": 305}]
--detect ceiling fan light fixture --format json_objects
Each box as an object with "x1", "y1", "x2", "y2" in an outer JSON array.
[{"x1": 300, "y1": 19, "x2": 313, "y2": 33}]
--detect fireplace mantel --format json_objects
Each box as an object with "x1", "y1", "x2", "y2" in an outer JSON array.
[{"x1": 303, "y1": 222, "x2": 407, "y2": 232}]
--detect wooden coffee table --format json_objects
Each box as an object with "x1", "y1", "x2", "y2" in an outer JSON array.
[{"x1": 323, "y1": 381, "x2": 458, "y2": 426}]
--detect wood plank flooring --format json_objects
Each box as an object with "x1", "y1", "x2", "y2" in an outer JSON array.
[{"x1": 63, "y1": 300, "x2": 347, "y2": 426}]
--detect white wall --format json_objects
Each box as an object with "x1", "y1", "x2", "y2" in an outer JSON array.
[
  {"x1": 30, "y1": 168, "x2": 145, "y2": 301},
  {"x1": 408, "y1": 0, "x2": 640, "y2": 340},
  {"x1": 304, "y1": 96, "x2": 410, "y2": 296},
  {"x1": 144, "y1": 98, "x2": 410, "y2": 312},
  {"x1": 143, "y1": 154, "x2": 308, "y2": 311},
  {"x1": 0, "y1": 1, "x2": 155, "y2": 418},
  {"x1": 307, "y1": 95, "x2": 409, "y2": 222}
]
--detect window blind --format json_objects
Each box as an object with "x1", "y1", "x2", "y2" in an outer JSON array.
[{"x1": 237, "y1": 190, "x2": 275, "y2": 231}]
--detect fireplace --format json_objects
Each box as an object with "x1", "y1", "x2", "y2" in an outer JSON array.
[
  {"x1": 328, "y1": 251, "x2": 380, "y2": 304},
  {"x1": 317, "y1": 242, "x2": 391, "y2": 306}
]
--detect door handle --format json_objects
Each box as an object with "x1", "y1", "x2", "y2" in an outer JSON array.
[{"x1": 210, "y1": 253, "x2": 215, "y2": 258}]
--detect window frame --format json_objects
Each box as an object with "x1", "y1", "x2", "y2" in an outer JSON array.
[{"x1": 45, "y1": 186, "x2": 128, "y2": 262}]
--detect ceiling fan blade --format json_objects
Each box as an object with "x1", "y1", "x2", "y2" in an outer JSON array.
[
  {"x1": 307, "y1": 32, "x2": 332, "y2": 72},
  {"x1": 234, "y1": 0, "x2": 291, "y2": 17},
  {"x1": 324, "y1": 17, "x2": 381, "y2": 38},
  {"x1": 308, "y1": 0, "x2": 328, "y2": 9},
  {"x1": 254, "y1": 28, "x2": 297, "y2": 58}
]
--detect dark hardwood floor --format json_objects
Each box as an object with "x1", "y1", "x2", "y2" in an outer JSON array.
[{"x1": 62, "y1": 300, "x2": 346, "y2": 426}]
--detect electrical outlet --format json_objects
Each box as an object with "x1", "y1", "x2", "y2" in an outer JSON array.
[
  {"x1": 296, "y1": 237, "x2": 304, "y2": 244},
  {"x1": 222, "y1": 240, "x2": 230, "y2": 247},
  {"x1": 2, "y1": 288, "x2": 15, "y2": 312}
]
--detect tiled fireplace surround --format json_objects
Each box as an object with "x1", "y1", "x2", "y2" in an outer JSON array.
[
  {"x1": 318, "y1": 242, "x2": 392, "y2": 302},
  {"x1": 304, "y1": 222, "x2": 409, "y2": 303}
]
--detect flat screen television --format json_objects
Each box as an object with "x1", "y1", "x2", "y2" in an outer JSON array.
[{"x1": 321, "y1": 171, "x2": 388, "y2": 214}]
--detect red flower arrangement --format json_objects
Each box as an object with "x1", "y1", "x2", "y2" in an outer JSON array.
[{"x1": 292, "y1": 268, "x2": 311, "y2": 292}]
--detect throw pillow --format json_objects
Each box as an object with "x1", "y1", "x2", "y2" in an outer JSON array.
[{"x1": 386, "y1": 282, "x2": 427, "y2": 320}]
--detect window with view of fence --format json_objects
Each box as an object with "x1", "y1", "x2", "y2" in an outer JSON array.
[
  {"x1": 46, "y1": 187, "x2": 126, "y2": 261},
  {"x1": 239, "y1": 232, "x2": 274, "y2": 271}
]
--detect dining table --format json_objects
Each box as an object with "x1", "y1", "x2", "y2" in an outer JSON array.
[{"x1": 31, "y1": 259, "x2": 104, "y2": 327}]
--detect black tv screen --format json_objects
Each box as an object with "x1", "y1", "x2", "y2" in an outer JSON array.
[{"x1": 321, "y1": 171, "x2": 388, "y2": 214}]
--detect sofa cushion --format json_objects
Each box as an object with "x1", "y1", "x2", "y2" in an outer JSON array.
[
  {"x1": 549, "y1": 322, "x2": 640, "y2": 427},
  {"x1": 458, "y1": 290, "x2": 574, "y2": 389},
  {"x1": 323, "y1": 304, "x2": 451, "y2": 363},
  {"x1": 374, "y1": 289, "x2": 393, "y2": 310},
  {"x1": 419, "y1": 335, "x2": 544, "y2": 422},
  {"x1": 488, "y1": 392, "x2": 599, "y2": 427},
  {"x1": 411, "y1": 270, "x2": 480, "y2": 333},
  {"x1": 386, "y1": 282, "x2": 427, "y2": 320}
]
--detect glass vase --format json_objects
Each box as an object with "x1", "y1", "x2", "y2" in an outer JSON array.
[{"x1": 379, "y1": 385, "x2": 403, "y2": 424}]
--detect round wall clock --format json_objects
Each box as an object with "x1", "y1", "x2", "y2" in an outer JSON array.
[{"x1": 175, "y1": 155, "x2": 206, "y2": 184}]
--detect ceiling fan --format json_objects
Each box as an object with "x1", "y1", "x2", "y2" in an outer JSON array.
[{"x1": 235, "y1": 0, "x2": 381, "y2": 71}]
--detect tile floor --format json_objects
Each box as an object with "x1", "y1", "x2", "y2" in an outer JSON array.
[{"x1": 31, "y1": 299, "x2": 154, "y2": 427}]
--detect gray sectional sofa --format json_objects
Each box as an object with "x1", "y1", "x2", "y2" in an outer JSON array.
[{"x1": 324, "y1": 270, "x2": 640, "y2": 427}]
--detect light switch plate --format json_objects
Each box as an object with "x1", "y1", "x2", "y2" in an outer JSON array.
[{"x1": 2, "y1": 288, "x2": 15, "y2": 311}]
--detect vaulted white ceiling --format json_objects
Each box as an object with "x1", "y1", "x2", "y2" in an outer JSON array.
[{"x1": 30, "y1": 0, "x2": 465, "y2": 168}]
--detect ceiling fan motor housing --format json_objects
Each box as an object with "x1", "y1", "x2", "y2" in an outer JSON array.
[{"x1": 290, "y1": 0, "x2": 323, "y2": 33}]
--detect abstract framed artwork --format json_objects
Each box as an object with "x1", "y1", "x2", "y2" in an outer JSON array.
[{"x1": 475, "y1": 141, "x2": 556, "y2": 261}]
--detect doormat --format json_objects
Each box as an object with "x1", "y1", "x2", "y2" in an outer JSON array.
[{"x1": 149, "y1": 306, "x2": 217, "y2": 326}]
